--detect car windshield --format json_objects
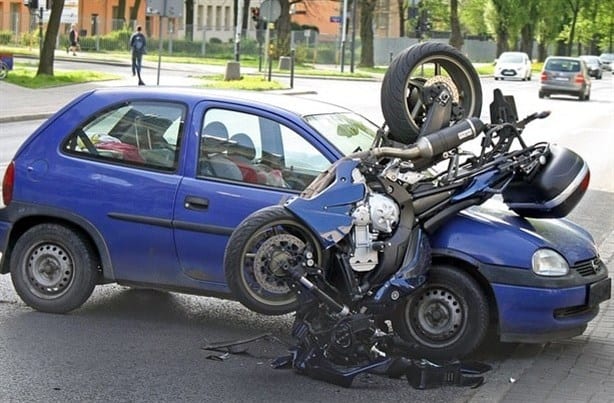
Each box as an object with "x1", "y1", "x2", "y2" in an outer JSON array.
[
  {"x1": 303, "y1": 112, "x2": 378, "y2": 155},
  {"x1": 600, "y1": 53, "x2": 614, "y2": 62},
  {"x1": 499, "y1": 53, "x2": 523, "y2": 63}
]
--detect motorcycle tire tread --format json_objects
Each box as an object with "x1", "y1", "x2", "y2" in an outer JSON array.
[{"x1": 381, "y1": 42, "x2": 483, "y2": 145}]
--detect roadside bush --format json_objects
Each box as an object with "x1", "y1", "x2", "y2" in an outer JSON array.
[
  {"x1": 0, "y1": 30, "x2": 12, "y2": 45},
  {"x1": 19, "y1": 31, "x2": 41, "y2": 48}
]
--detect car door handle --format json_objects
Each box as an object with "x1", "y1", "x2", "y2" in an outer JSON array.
[{"x1": 184, "y1": 196, "x2": 209, "y2": 211}]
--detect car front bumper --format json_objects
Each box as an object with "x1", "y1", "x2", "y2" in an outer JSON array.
[{"x1": 491, "y1": 275, "x2": 611, "y2": 343}]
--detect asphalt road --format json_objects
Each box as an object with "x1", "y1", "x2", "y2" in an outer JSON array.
[{"x1": 0, "y1": 68, "x2": 612, "y2": 402}]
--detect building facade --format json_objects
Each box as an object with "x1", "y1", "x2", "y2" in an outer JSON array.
[{"x1": 0, "y1": 0, "x2": 401, "y2": 43}]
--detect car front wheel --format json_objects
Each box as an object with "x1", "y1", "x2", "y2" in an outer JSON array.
[
  {"x1": 10, "y1": 224, "x2": 99, "y2": 313},
  {"x1": 393, "y1": 264, "x2": 489, "y2": 360}
]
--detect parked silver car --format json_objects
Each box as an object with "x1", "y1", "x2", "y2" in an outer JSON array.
[
  {"x1": 539, "y1": 56, "x2": 591, "y2": 101},
  {"x1": 599, "y1": 53, "x2": 614, "y2": 71},
  {"x1": 580, "y1": 55, "x2": 602, "y2": 79}
]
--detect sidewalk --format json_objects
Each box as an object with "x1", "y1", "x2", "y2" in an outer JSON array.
[
  {"x1": 0, "y1": 51, "x2": 322, "y2": 123},
  {"x1": 460, "y1": 228, "x2": 614, "y2": 403}
]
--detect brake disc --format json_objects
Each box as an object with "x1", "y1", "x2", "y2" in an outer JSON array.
[{"x1": 253, "y1": 233, "x2": 305, "y2": 293}]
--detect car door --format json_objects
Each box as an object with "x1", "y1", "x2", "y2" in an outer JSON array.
[
  {"x1": 58, "y1": 100, "x2": 186, "y2": 284},
  {"x1": 172, "y1": 102, "x2": 335, "y2": 292}
]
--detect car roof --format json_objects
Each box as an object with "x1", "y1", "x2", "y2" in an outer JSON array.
[
  {"x1": 545, "y1": 56, "x2": 581, "y2": 61},
  {"x1": 84, "y1": 87, "x2": 351, "y2": 118}
]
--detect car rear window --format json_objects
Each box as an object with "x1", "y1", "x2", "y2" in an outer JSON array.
[
  {"x1": 545, "y1": 59, "x2": 581, "y2": 72},
  {"x1": 62, "y1": 101, "x2": 186, "y2": 171}
]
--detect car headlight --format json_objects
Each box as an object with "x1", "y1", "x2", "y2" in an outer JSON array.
[{"x1": 532, "y1": 249, "x2": 569, "y2": 276}]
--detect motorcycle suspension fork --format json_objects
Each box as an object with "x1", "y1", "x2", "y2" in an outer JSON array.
[{"x1": 286, "y1": 259, "x2": 351, "y2": 316}]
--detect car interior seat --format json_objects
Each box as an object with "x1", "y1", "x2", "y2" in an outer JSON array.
[
  {"x1": 200, "y1": 121, "x2": 242, "y2": 181},
  {"x1": 228, "y1": 133, "x2": 259, "y2": 183}
]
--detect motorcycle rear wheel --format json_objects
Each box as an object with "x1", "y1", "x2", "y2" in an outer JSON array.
[
  {"x1": 381, "y1": 42, "x2": 483, "y2": 145},
  {"x1": 225, "y1": 205, "x2": 326, "y2": 315},
  {"x1": 393, "y1": 264, "x2": 489, "y2": 360}
]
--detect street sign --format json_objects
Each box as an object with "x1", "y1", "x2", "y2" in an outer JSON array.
[
  {"x1": 330, "y1": 15, "x2": 342, "y2": 23},
  {"x1": 260, "y1": 0, "x2": 281, "y2": 22}
]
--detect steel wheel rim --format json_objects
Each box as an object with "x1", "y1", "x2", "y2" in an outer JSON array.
[
  {"x1": 406, "y1": 286, "x2": 466, "y2": 348},
  {"x1": 23, "y1": 242, "x2": 74, "y2": 299}
]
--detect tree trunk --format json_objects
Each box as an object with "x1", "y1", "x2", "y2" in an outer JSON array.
[
  {"x1": 495, "y1": 20, "x2": 509, "y2": 56},
  {"x1": 359, "y1": 0, "x2": 376, "y2": 67},
  {"x1": 537, "y1": 41, "x2": 547, "y2": 62},
  {"x1": 129, "y1": 0, "x2": 142, "y2": 23},
  {"x1": 449, "y1": 0, "x2": 463, "y2": 50},
  {"x1": 566, "y1": 0, "x2": 580, "y2": 56},
  {"x1": 275, "y1": 0, "x2": 293, "y2": 57},
  {"x1": 397, "y1": 0, "x2": 405, "y2": 37},
  {"x1": 37, "y1": 0, "x2": 65, "y2": 76},
  {"x1": 185, "y1": 0, "x2": 194, "y2": 40},
  {"x1": 520, "y1": 24, "x2": 533, "y2": 56},
  {"x1": 118, "y1": 0, "x2": 127, "y2": 27}
]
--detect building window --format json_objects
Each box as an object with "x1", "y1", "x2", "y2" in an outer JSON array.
[
  {"x1": 10, "y1": 2, "x2": 19, "y2": 34},
  {"x1": 215, "y1": 6, "x2": 222, "y2": 30},
  {"x1": 224, "y1": 6, "x2": 231, "y2": 30},
  {"x1": 197, "y1": 5, "x2": 204, "y2": 29},
  {"x1": 206, "y1": 5, "x2": 212, "y2": 28}
]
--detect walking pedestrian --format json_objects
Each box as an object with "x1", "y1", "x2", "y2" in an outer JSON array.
[
  {"x1": 68, "y1": 24, "x2": 79, "y2": 56},
  {"x1": 130, "y1": 25, "x2": 147, "y2": 86}
]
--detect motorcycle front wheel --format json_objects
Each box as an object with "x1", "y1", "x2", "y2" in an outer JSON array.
[
  {"x1": 393, "y1": 264, "x2": 489, "y2": 360},
  {"x1": 225, "y1": 205, "x2": 326, "y2": 315},
  {"x1": 381, "y1": 42, "x2": 483, "y2": 145}
]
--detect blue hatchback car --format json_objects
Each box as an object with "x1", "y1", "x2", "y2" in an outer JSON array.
[{"x1": 0, "y1": 87, "x2": 610, "y2": 358}]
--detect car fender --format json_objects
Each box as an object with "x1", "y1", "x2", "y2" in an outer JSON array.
[
  {"x1": 0, "y1": 201, "x2": 115, "y2": 281},
  {"x1": 429, "y1": 203, "x2": 598, "y2": 269}
]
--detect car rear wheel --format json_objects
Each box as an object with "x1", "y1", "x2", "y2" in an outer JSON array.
[
  {"x1": 10, "y1": 224, "x2": 99, "y2": 313},
  {"x1": 393, "y1": 264, "x2": 489, "y2": 360}
]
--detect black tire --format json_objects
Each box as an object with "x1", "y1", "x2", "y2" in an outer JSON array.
[
  {"x1": 393, "y1": 265, "x2": 489, "y2": 360},
  {"x1": 225, "y1": 206, "x2": 325, "y2": 315},
  {"x1": 538, "y1": 90, "x2": 545, "y2": 99},
  {"x1": 10, "y1": 224, "x2": 99, "y2": 313},
  {"x1": 381, "y1": 42, "x2": 483, "y2": 144},
  {"x1": 0, "y1": 62, "x2": 8, "y2": 80}
]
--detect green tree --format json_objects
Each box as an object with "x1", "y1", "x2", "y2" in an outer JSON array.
[
  {"x1": 37, "y1": 0, "x2": 65, "y2": 76},
  {"x1": 460, "y1": 0, "x2": 489, "y2": 38}
]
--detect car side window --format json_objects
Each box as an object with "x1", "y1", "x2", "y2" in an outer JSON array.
[
  {"x1": 63, "y1": 101, "x2": 185, "y2": 171},
  {"x1": 198, "y1": 108, "x2": 330, "y2": 191}
]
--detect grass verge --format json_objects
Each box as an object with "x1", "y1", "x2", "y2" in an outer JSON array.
[
  {"x1": 4, "y1": 64, "x2": 119, "y2": 88},
  {"x1": 200, "y1": 74, "x2": 285, "y2": 90}
]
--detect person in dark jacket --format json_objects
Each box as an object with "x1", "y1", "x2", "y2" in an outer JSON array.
[
  {"x1": 68, "y1": 24, "x2": 79, "y2": 56},
  {"x1": 129, "y1": 25, "x2": 147, "y2": 86}
]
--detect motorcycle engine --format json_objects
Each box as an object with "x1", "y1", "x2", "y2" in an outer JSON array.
[{"x1": 349, "y1": 193, "x2": 400, "y2": 272}]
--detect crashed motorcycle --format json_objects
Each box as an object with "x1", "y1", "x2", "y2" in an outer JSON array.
[{"x1": 223, "y1": 44, "x2": 592, "y2": 388}]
